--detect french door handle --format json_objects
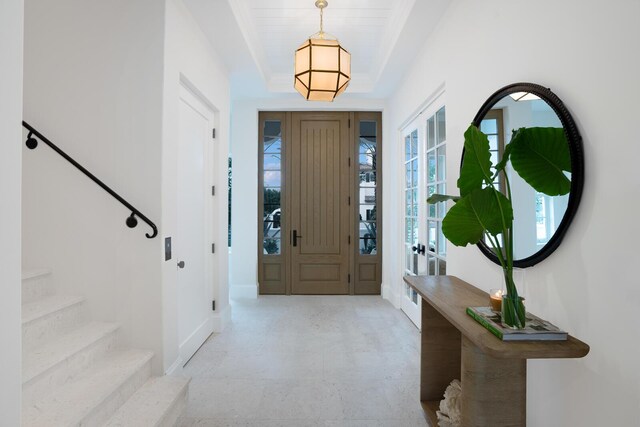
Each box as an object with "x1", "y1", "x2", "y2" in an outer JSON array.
[
  {"x1": 177, "y1": 260, "x2": 185, "y2": 269},
  {"x1": 292, "y1": 230, "x2": 303, "y2": 247},
  {"x1": 412, "y1": 244, "x2": 426, "y2": 256}
]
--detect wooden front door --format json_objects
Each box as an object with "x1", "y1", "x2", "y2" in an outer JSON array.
[
  {"x1": 290, "y1": 112, "x2": 351, "y2": 294},
  {"x1": 258, "y1": 111, "x2": 382, "y2": 295}
]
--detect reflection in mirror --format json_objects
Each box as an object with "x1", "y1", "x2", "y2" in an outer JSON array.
[
  {"x1": 470, "y1": 83, "x2": 584, "y2": 268},
  {"x1": 481, "y1": 96, "x2": 569, "y2": 260}
]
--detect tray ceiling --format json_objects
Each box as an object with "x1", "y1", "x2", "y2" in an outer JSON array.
[{"x1": 184, "y1": 0, "x2": 449, "y2": 97}]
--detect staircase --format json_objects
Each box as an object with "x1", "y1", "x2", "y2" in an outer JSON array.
[{"x1": 21, "y1": 269, "x2": 189, "y2": 426}]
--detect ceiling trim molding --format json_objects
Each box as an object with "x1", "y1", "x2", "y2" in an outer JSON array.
[
  {"x1": 226, "y1": 0, "x2": 271, "y2": 83},
  {"x1": 370, "y1": 0, "x2": 415, "y2": 85}
]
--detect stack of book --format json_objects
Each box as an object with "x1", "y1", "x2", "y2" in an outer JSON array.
[{"x1": 466, "y1": 306, "x2": 567, "y2": 341}]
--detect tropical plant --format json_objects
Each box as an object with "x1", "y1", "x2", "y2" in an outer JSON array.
[{"x1": 427, "y1": 124, "x2": 571, "y2": 328}]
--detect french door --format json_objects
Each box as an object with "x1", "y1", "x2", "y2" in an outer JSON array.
[
  {"x1": 401, "y1": 102, "x2": 447, "y2": 328},
  {"x1": 258, "y1": 111, "x2": 382, "y2": 295}
]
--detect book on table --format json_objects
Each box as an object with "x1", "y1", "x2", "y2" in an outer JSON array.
[{"x1": 466, "y1": 306, "x2": 568, "y2": 341}]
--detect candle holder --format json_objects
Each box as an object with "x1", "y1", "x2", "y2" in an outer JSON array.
[{"x1": 489, "y1": 288, "x2": 503, "y2": 312}]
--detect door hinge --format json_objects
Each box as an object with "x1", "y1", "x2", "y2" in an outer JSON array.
[
  {"x1": 348, "y1": 157, "x2": 351, "y2": 167},
  {"x1": 212, "y1": 128, "x2": 216, "y2": 139},
  {"x1": 348, "y1": 119, "x2": 351, "y2": 128},
  {"x1": 212, "y1": 243, "x2": 215, "y2": 254},
  {"x1": 212, "y1": 300, "x2": 216, "y2": 311},
  {"x1": 348, "y1": 235, "x2": 351, "y2": 244},
  {"x1": 212, "y1": 185, "x2": 216, "y2": 196},
  {"x1": 348, "y1": 196, "x2": 351, "y2": 205},
  {"x1": 348, "y1": 273, "x2": 351, "y2": 283}
]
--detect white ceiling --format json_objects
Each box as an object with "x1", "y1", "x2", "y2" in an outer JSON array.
[{"x1": 183, "y1": 0, "x2": 450, "y2": 99}]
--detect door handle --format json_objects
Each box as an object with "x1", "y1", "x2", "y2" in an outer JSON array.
[
  {"x1": 177, "y1": 260, "x2": 185, "y2": 269},
  {"x1": 412, "y1": 244, "x2": 426, "y2": 256},
  {"x1": 292, "y1": 230, "x2": 303, "y2": 247}
]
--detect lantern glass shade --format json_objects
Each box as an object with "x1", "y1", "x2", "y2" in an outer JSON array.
[{"x1": 294, "y1": 37, "x2": 351, "y2": 101}]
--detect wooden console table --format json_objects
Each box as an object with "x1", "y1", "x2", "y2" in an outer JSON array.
[{"x1": 403, "y1": 275, "x2": 589, "y2": 427}]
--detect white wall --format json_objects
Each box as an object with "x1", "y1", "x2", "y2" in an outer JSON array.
[
  {"x1": 0, "y1": 1, "x2": 23, "y2": 424},
  {"x1": 386, "y1": 0, "x2": 640, "y2": 425},
  {"x1": 161, "y1": 0, "x2": 231, "y2": 373},
  {"x1": 230, "y1": 97, "x2": 387, "y2": 298},
  {"x1": 22, "y1": 0, "x2": 166, "y2": 373}
]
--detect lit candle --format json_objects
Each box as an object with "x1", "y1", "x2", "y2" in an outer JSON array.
[{"x1": 489, "y1": 289, "x2": 503, "y2": 312}]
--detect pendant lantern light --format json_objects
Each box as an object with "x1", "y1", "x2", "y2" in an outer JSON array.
[{"x1": 294, "y1": 0, "x2": 351, "y2": 101}]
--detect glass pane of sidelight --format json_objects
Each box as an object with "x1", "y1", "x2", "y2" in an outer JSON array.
[
  {"x1": 264, "y1": 121, "x2": 281, "y2": 138},
  {"x1": 360, "y1": 187, "x2": 376, "y2": 204},
  {"x1": 360, "y1": 237, "x2": 377, "y2": 255},
  {"x1": 263, "y1": 187, "x2": 281, "y2": 205},
  {"x1": 359, "y1": 152, "x2": 375, "y2": 170},
  {"x1": 264, "y1": 170, "x2": 281, "y2": 187},
  {"x1": 436, "y1": 107, "x2": 446, "y2": 144},
  {"x1": 359, "y1": 170, "x2": 376, "y2": 185},
  {"x1": 263, "y1": 238, "x2": 281, "y2": 255},
  {"x1": 360, "y1": 204, "x2": 376, "y2": 221},
  {"x1": 360, "y1": 121, "x2": 376, "y2": 137},
  {"x1": 359, "y1": 138, "x2": 377, "y2": 154},
  {"x1": 263, "y1": 153, "x2": 281, "y2": 171}
]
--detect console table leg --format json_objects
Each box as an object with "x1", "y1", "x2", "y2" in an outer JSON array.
[
  {"x1": 461, "y1": 336, "x2": 526, "y2": 427},
  {"x1": 421, "y1": 298, "x2": 461, "y2": 401}
]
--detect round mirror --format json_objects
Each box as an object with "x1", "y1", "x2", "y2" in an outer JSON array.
[{"x1": 470, "y1": 82, "x2": 584, "y2": 267}]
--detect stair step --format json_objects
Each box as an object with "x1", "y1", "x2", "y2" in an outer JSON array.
[
  {"x1": 23, "y1": 321, "x2": 120, "y2": 385},
  {"x1": 23, "y1": 349, "x2": 154, "y2": 427},
  {"x1": 22, "y1": 268, "x2": 53, "y2": 303},
  {"x1": 104, "y1": 376, "x2": 190, "y2": 427},
  {"x1": 22, "y1": 294, "x2": 85, "y2": 324},
  {"x1": 22, "y1": 294, "x2": 86, "y2": 350}
]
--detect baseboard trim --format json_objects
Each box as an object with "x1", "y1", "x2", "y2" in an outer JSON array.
[
  {"x1": 165, "y1": 356, "x2": 184, "y2": 376},
  {"x1": 382, "y1": 282, "x2": 400, "y2": 309},
  {"x1": 230, "y1": 283, "x2": 258, "y2": 299},
  {"x1": 212, "y1": 304, "x2": 232, "y2": 332},
  {"x1": 179, "y1": 316, "x2": 214, "y2": 365}
]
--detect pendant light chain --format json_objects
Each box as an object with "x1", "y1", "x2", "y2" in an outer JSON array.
[{"x1": 319, "y1": 3, "x2": 324, "y2": 38}]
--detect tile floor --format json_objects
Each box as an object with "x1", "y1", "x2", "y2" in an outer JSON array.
[{"x1": 178, "y1": 296, "x2": 429, "y2": 427}]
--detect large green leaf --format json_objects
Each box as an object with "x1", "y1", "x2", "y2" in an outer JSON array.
[
  {"x1": 457, "y1": 125, "x2": 493, "y2": 196},
  {"x1": 442, "y1": 187, "x2": 513, "y2": 247},
  {"x1": 509, "y1": 127, "x2": 572, "y2": 196},
  {"x1": 427, "y1": 193, "x2": 460, "y2": 204}
]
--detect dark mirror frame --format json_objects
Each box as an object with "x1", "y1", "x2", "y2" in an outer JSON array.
[{"x1": 468, "y1": 82, "x2": 584, "y2": 268}]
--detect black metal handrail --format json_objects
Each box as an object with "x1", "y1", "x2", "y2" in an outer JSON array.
[{"x1": 22, "y1": 121, "x2": 158, "y2": 239}]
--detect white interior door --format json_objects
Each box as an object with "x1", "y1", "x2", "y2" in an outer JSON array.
[
  {"x1": 400, "y1": 99, "x2": 447, "y2": 329},
  {"x1": 401, "y1": 119, "x2": 425, "y2": 328},
  {"x1": 177, "y1": 85, "x2": 215, "y2": 365}
]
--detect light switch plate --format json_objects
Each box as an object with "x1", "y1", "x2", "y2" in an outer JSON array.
[{"x1": 165, "y1": 237, "x2": 172, "y2": 261}]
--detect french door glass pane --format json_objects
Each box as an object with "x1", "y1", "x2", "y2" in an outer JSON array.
[
  {"x1": 437, "y1": 146, "x2": 446, "y2": 181},
  {"x1": 436, "y1": 107, "x2": 446, "y2": 144},
  {"x1": 263, "y1": 238, "x2": 281, "y2": 255},
  {"x1": 427, "y1": 117, "x2": 435, "y2": 149}
]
